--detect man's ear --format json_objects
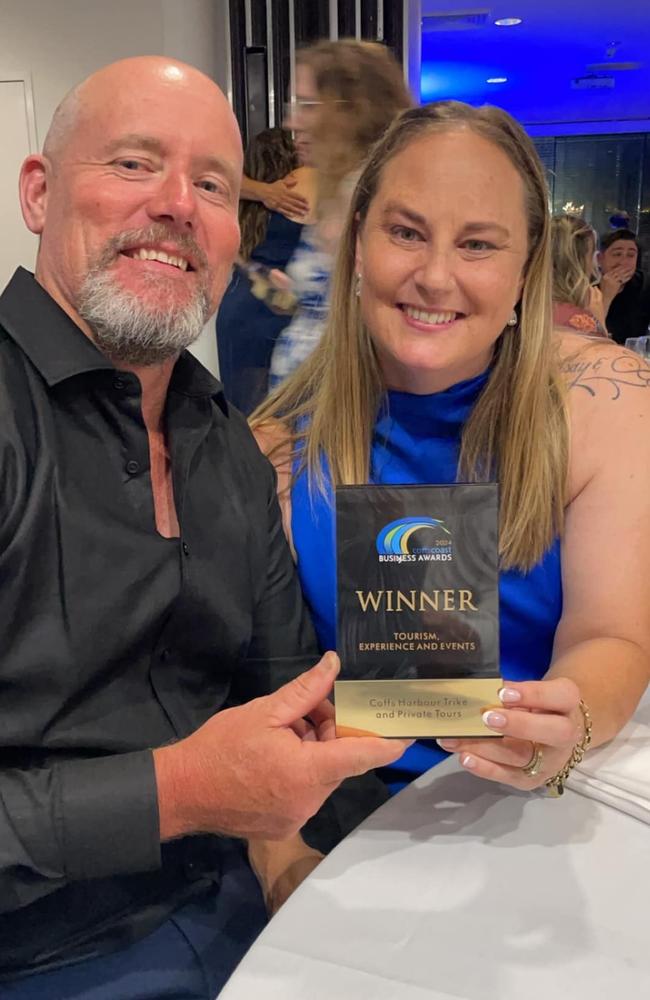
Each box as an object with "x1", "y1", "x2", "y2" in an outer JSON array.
[{"x1": 19, "y1": 155, "x2": 49, "y2": 235}]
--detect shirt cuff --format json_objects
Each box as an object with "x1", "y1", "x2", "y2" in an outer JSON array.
[{"x1": 57, "y1": 750, "x2": 161, "y2": 881}]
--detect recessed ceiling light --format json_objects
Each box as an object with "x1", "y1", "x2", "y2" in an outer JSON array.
[
  {"x1": 487, "y1": 77, "x2": 508, "y2": 84},
  {"x1": 495, "y1": 17, "x2": 522, "y2": 27}
]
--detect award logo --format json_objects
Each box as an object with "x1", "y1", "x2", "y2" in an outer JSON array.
[{"x1": 376, "y1": 516, "x2": 452, "y2": 563}]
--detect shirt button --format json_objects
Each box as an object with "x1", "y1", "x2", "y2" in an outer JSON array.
[
  {"x1": 184, "y1": 859, "x2": 200, "y2": 880},
  {"x1": 126, "y1": 459, "x2": 140, "y2": 475},
  {"x1": 160, "y1": 648, "x2": 171, "y2": 662},
  {"x1": 113, "y1": 377, "x2": 126, "y2": 390},
  {"x1": 182, "y1": 541, "x2": 190, "y2": 556}
]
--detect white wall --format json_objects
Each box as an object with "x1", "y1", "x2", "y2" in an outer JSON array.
[{"x1": 0, "y1": 0, "x2": 232, "y2": 375}]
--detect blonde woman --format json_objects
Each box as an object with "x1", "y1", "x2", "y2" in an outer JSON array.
[
  {"x1": 268, "y1": 39, "x2": 411, "y2": 389},
  {"x1": 551, "y1": 213, "x2": 608, "y2": 337},
  {"x1": 253, "y1": 102, "x2": 650, "y2": 795}
]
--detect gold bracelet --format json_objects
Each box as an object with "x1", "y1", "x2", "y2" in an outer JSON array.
[{"x1": 545, "y1": 699, "x2": 593, "y2": 798}]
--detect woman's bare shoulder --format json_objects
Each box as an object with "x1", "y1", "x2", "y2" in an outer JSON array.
[
  {"x1": 290, "y1": 166, "x2": 316, "y2": 185},
  {"x1": 557, "y1": 330, "x2": 650, "y2": 500},
  {"x1": 251, "y1": 417, "x2": 292, "y2": 458},
  {"x1": 555, "y1": 330, "x2": 650, "y2": 405}
]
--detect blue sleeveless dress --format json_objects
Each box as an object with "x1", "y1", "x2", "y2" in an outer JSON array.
[{"x1": 291, "y1": 371, "x2": 563, "y2": 790}]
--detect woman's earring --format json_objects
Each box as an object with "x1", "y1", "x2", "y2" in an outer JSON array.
[
  {"x1": 355, "y1": 273, "x2": 362, "y2": 298},
  {"x1": 507, "y1": 309, "x2": 518, "y2": 327}
]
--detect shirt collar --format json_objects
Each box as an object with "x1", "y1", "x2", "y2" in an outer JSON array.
[
  {"x1": 169, "y1": 350, "x2": 228, "y2": 414},
  {"x1": 0, "y1": 268, "x2": 228, "y2": 413}
]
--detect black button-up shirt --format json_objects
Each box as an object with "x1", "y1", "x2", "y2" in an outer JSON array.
[
  {"x1": 0, "y1": 268, "x2": 320, "y2": 977},
  {"x1": 605, "y1": 268, "x2": 650, "y2": 343}
]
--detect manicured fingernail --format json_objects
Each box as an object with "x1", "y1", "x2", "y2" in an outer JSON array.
[
  {"x1": 461, "y1": 753, "x2": 477, "y2": 769},
  {"x1": 437, "y1": 739, "x2": 459, "y2": 750},
  {"x1": 498, "y1": 687, "x2": 521, "y2": 704},
  {"x1": 482, "y1": 710, "x2": 507, "y2": 729}
]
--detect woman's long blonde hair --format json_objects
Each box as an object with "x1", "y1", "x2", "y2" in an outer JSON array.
[
  {"x1": 551, "y1": 213, "x2": 596, "y2": 308},
  {"x1": 252, "y1": 102, "x2": 569, "y2": 571}
]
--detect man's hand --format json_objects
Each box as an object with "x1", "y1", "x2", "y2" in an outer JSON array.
[
  {"x1": 260, "y1": 176, "x2": 309, "y2": 217},
  {"x1": 601, "y1": 264, "x2": 635, "y2": 304},
  {"x1": 154, "y1": 652, "x2": 410, "y2": 842}
]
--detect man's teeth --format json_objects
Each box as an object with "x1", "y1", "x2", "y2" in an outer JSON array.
[
  {"x1": 403, "y1": 306, "x2": 457, "y2": 325},
  {"x1": 128, "y1": 248, "x2": 189, "y2": 270}
]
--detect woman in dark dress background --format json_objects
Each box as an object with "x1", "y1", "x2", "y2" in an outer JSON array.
[{"x1": 216, "y1": 128, "x2": 311, "y2": 413}]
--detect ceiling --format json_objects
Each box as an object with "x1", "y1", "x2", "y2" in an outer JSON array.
[{"x1": 420, "y1": 0, "x2": 650, "y2": 134}]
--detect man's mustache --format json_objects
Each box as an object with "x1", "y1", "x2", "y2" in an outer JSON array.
[{"x1": 95, "y1": 225, "x2": 209, "y2": 273}]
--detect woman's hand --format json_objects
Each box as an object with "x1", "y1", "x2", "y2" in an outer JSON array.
[
  {"x1": 248, "y1": 834, "x2": 324, "y2": 917},
  {"x1": 437, "y1": 677, "x2": 583, "y2": 790},
  {"x1": 261, "y1": 176, "x2": 309, "y2": 217}
]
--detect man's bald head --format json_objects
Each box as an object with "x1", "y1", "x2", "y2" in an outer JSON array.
[
  {"x1": 42, "y1": 86, "x2": 82, "y2": 162},
  {"x1": 43, "y1": 56, "x2": 238, "y2": 164},
  {"x1": 20, "y1": 55, "x2": 243, "y2": 365}
]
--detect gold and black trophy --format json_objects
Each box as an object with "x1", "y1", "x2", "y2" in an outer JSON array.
[{"x1": 335, "y1": 484, "x2": 502, "y2": 738}]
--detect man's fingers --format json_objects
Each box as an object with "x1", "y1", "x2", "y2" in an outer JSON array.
[
  {"x1": 291, "y1": 718, "x2": 315, "y2": 740},
  {"x1": 306, "y1": 699, "x2": 337, "y2": 742},
  {"x1": 310, "y1": 736, "x2": 413, "y2": 786},
  {"x1": 265, "y1": 653, "x2": 340, "y2": 728}
]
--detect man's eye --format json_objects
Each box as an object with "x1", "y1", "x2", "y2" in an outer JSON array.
[
  {"x1": 117, "y1": 159, "x2": 144, "y2": 171},
  {"x1": 198, "y1": 179, "x2": 225, "y2": 195}
]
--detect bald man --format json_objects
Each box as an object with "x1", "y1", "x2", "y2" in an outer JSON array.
[{"x1": 0, "y1": 58, "x2": 406, "y2": 997}]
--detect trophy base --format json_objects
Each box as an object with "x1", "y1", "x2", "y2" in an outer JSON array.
[{"x1": 335, "y1": 677, "x2": 503, "y2": 738}]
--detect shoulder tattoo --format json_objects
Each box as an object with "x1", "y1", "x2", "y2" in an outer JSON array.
[{"x1": 561, "y1": 354, "x2": 650, "y2": 400}]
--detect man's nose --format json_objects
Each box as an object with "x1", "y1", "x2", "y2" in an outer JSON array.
[{"x1": 146, "y1": 171, "x2": 196, "y2": 229}]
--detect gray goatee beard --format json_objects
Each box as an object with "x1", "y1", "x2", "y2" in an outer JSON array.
[{"x1": 77, "y1": 227, "x2": 212, "y2": 366}]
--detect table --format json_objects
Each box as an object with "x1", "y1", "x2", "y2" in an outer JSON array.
[{"x1": 221, "y1": 757, "x2": 650, "y2": 999}]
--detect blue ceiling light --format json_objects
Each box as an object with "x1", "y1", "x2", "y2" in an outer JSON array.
[
  {"x1": 420, "y1": 5, "x2": 649, "y2": 130},
  {"x1": 494, "y1": 17, "x2": 522, "y2": 27},
  {"x1": 487, "y1": 77, "x2": 508, "y2": 84}
]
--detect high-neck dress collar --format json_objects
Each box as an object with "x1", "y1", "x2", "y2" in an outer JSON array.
[{"x1": 378, "y1": 369, "x2": 490, "y2": 439}]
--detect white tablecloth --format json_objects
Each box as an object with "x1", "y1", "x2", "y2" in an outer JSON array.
[{"x1": 221, "y1": 746, "x2": 650, "y2": 999}]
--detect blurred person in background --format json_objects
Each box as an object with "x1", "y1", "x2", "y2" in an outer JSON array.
[
  {"x1": 239, "y1": 142, "x2": 309, "y2": 219},
  {"x1": 268, "y1": 39, "x2": 411, "y2": 390},
  {"x1": 216, "y1": 128, "x2": 314, "y2": 412},
  {"x1": 598, "y1": 229, "x2": 650, "y2": 344},
  {"x1": 551, "y1": 214, "x2": 608, "y2": 337}
]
